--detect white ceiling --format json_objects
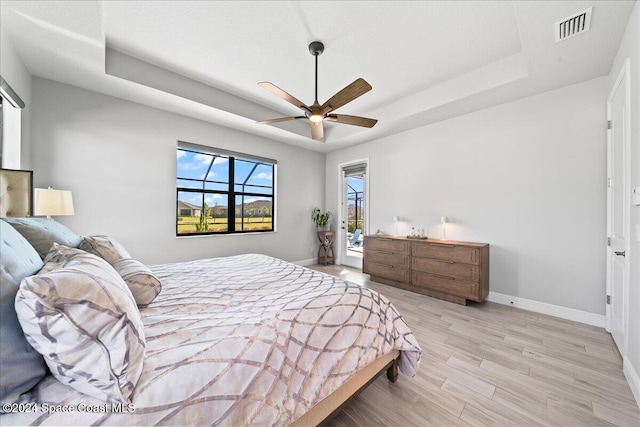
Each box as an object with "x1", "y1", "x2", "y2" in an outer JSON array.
[{"x1": 0, "y1": 1, "x2": 635, "y2": 153}]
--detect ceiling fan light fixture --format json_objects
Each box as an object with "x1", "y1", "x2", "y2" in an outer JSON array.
[{"x1": 309, "y1": 113, "x2": 324, "y2": 123}]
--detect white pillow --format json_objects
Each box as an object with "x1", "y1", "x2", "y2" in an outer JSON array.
[{"x1": 15, "y1": 244, "x2": 145, "y2": 403}]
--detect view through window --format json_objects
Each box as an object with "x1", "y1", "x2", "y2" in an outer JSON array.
[{"x1": 176, "y1": 144, "x2": 275, "y2": 235}]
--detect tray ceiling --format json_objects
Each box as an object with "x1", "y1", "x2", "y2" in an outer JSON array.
[{"x1": 0, "y1": 1, "x2": 635, "y2": 152}]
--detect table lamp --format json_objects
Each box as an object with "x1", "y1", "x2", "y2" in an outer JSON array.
[{"x1": 34, "y1": 187, "x2": 74, "y2": 219}]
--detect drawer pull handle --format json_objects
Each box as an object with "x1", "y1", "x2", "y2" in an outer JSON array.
[
  {"x1": 429, "y1": 273, "x2": 455, "y2": 280},
  {"x1": 377, "y1": 250, "x2": 393, "y2": 255},
  {"x1": 375, "y1": 262, "x2": 394, "y2": 268},
  {"x1": 431, "y1": 259, "x2": 455, "y2": 264},
  {"x1": 429, "y1": 243, "x2": 453, "y2": 248},
  {"x1": 377, "y1": 238, "x2": 393, "y2": 241}
]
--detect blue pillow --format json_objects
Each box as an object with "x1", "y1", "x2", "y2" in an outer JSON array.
[
  {"x1": 0, "y1": 220, "x2": 48, "y2": 405},
  {"x1": 2, "y1": 217, "x2": 82, "y2": 259}
]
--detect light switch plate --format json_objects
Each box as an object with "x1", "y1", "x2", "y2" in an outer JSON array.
[{"x1": 633, "y1": 187, "x2": 640, "y2": 206}]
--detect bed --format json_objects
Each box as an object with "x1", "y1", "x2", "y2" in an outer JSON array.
[{"x1": 0, "y1": 173, "x2": 421, "y2": 426}]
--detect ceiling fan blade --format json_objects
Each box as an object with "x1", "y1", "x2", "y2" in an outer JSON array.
[
  {"x1": 319, "y1": 78, "x2": 372, "y2": 115},
  {"x1": 310, "y1": 121, "x2": 324, "y2": 140},
  {"x1": 326, "y1": 114, "x2": 377, "y2": 128},
  {"x1": 257, "y1": 116, "x2": 306, "y2": 125},
  {"x1": 258, "y1": 82, "x2": 311, "y2": 112}
]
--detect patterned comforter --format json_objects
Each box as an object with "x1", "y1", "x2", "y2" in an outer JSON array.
[{"x1": 2, "y1": 254, "x2": 421, "y2": 426}]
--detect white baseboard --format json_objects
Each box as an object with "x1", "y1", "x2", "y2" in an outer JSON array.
[
  {"x1": 623, "y1": 357, "x2": 640, "y2": 408},
  {"x1": 486, "y1": 292, "x2": 605, "y2": 328},
  {"x1": 292, "y1": 258, "x2": 316, "y2": 267}
]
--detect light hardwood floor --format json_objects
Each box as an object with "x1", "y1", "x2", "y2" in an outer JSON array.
[{"x1": 309, "y1": 264, "x2": 640, "y2": 427}]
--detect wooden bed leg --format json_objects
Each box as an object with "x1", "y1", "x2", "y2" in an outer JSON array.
[{"x1": 386, "y1": 358, "x2": 398, "y2": 383}]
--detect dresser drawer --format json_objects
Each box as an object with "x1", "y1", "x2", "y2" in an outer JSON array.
[
  {"x1": 365, "y1": 262, "x2": 410, "y2": 283},
  {"x1": 412, "y1": 242, "x2": 480, "y2": 265},
  {"x1": 365, "y1": 237, "x2": 410, "y2": 255},
  {"x1": 412, "y1": 271, "x2": 479, "y2": 299},
  {"x1": 412, "y1": 257, "x2": 480, "y2": 282},
  {"x1": 366, "y1": 250, "x2": 410, "y2": 269}
]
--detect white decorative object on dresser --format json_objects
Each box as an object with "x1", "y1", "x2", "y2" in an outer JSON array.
[{"x1": 363, "y1": 235, "x2": 489, "y2": 305}]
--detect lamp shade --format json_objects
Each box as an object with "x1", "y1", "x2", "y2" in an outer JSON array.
[
  {"x1": 34, "y1": 188, "x2": 74, "y2": 217},
  {"x1": 440, "y1": 216, "x2": 448, "y2": 224}
]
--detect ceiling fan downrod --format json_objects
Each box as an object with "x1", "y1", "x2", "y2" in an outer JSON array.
[{"x1": 309, "y1": 41, "x2": 324, "y2": 103}]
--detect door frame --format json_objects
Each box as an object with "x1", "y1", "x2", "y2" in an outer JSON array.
[
  {"x1": 337, "y1": 158, "x2": 370, "y2": 267},
  {"x1": 605, "y1": 57, "x2": 631, "y2": 357}
]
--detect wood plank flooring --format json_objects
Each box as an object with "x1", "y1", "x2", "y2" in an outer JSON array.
[{"x1": 309, "y1": 264, "x2": 640, "y2": 427}]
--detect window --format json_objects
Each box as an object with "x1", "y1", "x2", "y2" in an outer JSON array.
[
  {"x1": 0, "y1": 76, "x2": 25, "y2": 168},
  {"x1": 176, "y1": 142, "x2": 275, "y2": 235}
]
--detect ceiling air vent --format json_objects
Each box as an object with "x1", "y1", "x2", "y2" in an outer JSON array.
[{"x1": 554, "y1": 7, "x2": 592, "y2": 42}]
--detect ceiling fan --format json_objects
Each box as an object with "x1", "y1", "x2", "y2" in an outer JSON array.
[{"x1": 257, "y1": 41, "x2": 377, "y2": 140}]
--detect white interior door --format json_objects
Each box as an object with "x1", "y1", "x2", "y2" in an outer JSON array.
[
  {"x1": 339, "y1": 161, "x2": 369, "y2": 268},
  {"x1": 606, "y1": 59, "x2": 630, "y2": 355}
]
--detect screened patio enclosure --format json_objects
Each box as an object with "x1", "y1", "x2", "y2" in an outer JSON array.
[
  {"x1": 346, "y1": 174, "x2": 364, "y2": 257},
  {"x1": 176, "y1": 145, "x2": 275, "y2": 235}
]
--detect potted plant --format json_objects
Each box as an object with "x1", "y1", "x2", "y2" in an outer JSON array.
[{"x1": 312, "y1": 207, "x2": 331, "y2": 230}]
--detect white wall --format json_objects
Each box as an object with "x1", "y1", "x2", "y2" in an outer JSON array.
[
  {"x1": 31, "y1": 78, "x2": 325, "y2": 265},
  {"x1": 608, "y1": 0, "x2": 640, "y2": 405},
  {"x1": 0, "y1": 28, "x2": 32, "y2": 169},
  {"x1": 326, "y1": 77, "x2": 607, "y2": 316}
]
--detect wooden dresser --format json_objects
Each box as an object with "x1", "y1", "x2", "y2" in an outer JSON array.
[{"x1": 363, "y1": 235, "x2": 489, "y2": 305}]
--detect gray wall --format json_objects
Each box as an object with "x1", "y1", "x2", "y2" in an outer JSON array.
[
  {"x1": 326, "y1": 77, "x2": 608, "y2": 316},
  {"x1": 608, "y1": 0, "x2": 640, "y2": 401},
  {"x1": 31, "y1": 78, "x2": 325, "y2": 265}
]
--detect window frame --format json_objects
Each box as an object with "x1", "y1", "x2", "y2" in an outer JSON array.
[{"x1": 176, "y1": 143, "x2": 276, "y2": 236}]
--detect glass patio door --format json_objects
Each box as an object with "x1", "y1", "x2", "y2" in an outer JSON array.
[{"x1": 340, "y1": 161, "x2": 368, "y2": 268}]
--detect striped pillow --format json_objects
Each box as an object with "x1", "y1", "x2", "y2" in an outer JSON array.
[
  {"x1": 79, "y1": 236, "x2": 162, "y2": 305},
  {"x1": 79, "y1": 235, "x2": 131, "y2": 264},
  {"x1": 112, "y1": 258, "x2": 162, "y2": 306},
  {"x1": 15, "y1": 244, "x2": 145, "y2": 403}
]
